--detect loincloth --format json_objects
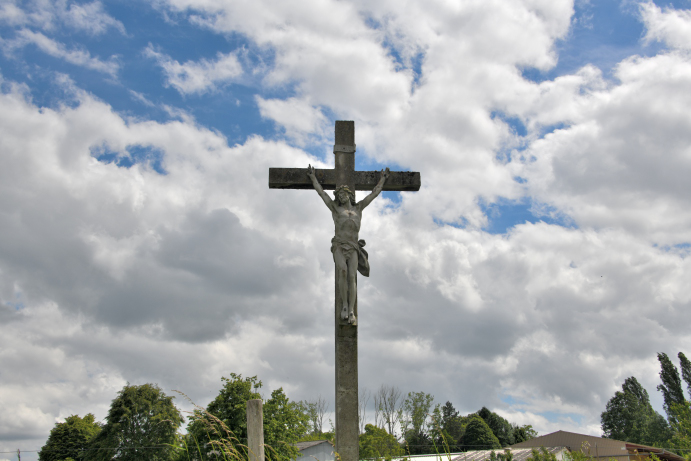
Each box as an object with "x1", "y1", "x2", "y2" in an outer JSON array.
[{"x1": 331, "y1": 237, "x2": 370, "y2": 277}]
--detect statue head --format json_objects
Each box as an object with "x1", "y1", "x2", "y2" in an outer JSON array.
[{"x1": 334, "y1": 185, "x2": 356, "y2": 205}]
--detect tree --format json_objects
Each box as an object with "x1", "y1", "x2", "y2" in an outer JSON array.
[
  {"x1": 405, "y1": 430, "x2": 433, "y2": 455},
  {"x1": 359, "y1": 424, "x2": 405, "y2": 461},
  {"x1": 39, "y1": 414, "x2": 101, "y2": 461},
  {"x1": 359, "y1": 388, "x2": 371, "y2": 434},
  {"x1": 374, "y1": 385, "x2": 403, "y2": 436},
  {"x1": 431, "y1": 401, "x2": 463, "y2": 452},
  {"x1": 399, "y1": 391, "x2": 434, "y2": 454},
  {"x1": 526, "y1": 447, "x2": 557, "y2": 461},
  {"x1": 657, "y1": 352, "x2": 686, "y2": 423},
  {"x1": 263, "y1": 388, "x2": 310, "y2": 461},
  {"x1": 461, "y1": 415, "x2": 501, "y2": 450},
  {"x1": 187, "y1": 374, "x2": 308, "y2": 461},
  {"x1": 668, "y1": 401, "x2": 691, "y2": 456},
  {"x1": 478, "y1": 407, "x2": 514, "y2": 447},
  {"x1": 512, "y1": 424, "x2": 537, "y2": 444},
  {"x1": 301, "y1": 395, "x2": 328, "y2": 435},
  {"x1": 601, "y1": 376, "x2": 670, "y2": 445},
  {"x1": 400, "y1": 392, "x2": 434, "y2": 439},
  {"x1": 85, "y1": 383, "x2": 183, "y2": 461},
  {"x1": 186, "y1": 373, "x2": 262, "y2": 457},
  {"x1": 298, "y1": 431, "x2": 335, "y2": 443},
  {"x1": 679, "y1": 353, "x2": 691, "y2": 397}
]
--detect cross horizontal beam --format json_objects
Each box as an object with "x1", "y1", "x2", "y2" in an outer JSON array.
[{"x1": 268, "y1": 168, "x2": 420, "y2": 191}]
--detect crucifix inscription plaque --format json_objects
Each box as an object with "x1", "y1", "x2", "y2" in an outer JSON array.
[{"x1": 268, "y1": 121, "x2": 421, "y2": 461}]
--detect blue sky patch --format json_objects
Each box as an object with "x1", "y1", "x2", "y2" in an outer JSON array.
[
  {"x1": 539, "y1": 122, "x2": 569, "y2": 138},
  {"x1": 363, "y1": 14, "x2": 425, "y2": 90},
  {"x1": 92, "y1": 144, "x2": 167, "y2": 174},
  {"x1": 654, "y1": 242, "x2": 691, "y2": 258},
  {"x1": 540, "y1": 410, "x2": 584, "y2": 425},
  {"x1": 433, "y1": 216, "x2": 470, "y2": 229},
  {"x1": 492, "y1": 111, "x2": 528, "y2": 137},
  {"x1": 521, "y1": 0, "x2": 672, "y2": 83},
  {"x1": 481, "y1": 198, "x2": 576, "y2": 234}
]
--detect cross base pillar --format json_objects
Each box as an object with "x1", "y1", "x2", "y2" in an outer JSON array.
[{"x1": 335, "y1": 269, "x2": 359, "y2": 461}]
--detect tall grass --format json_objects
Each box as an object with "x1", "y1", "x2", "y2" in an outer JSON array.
[{"x1": 173, "y1": 391, "x2": 283, "y2": 461}]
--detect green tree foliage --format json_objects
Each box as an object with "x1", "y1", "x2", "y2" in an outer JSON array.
[
  {"x1": 657, "y1": 352, "x2": 686, "y2": 423},
  {"x1": 490, "y1": 449, "x2": 514, "y2": 461},
  {"x1": 405, "y1": 430, "x2": 432, "y2": 455},
  {"x1": 461, "y1": 415, "x2": 501, "y2": 450},
  {"x1": 431, "y1": 401, "x2": 464, "y2": 452},
  {"x1": 679, "y1": 353, "x2": 691, "y2": 397},
  {"x1": 668, "y1": 401, "x2": 691, "y2": 456},
  {"x1": 186, "y1": 373, "x2": 308, "y2": 461},
  {"x1": 526, "y1": 447, "x2": 557, "y2": 461},
  {"x1": 85, "y1": 383, "x2": 183, "y2": 461},
  {"x1": 186, "y1": 373, "x2": 262, "y2": 457},
  {"x1": 601, "y1": 376, "x2": 671, "y2": 445},
  {"x1": 400, "y1": 391, "x2": 434, "y2": 454},
  {"x1": 478, "y1": 407, "x2": 514, "y2": 447},
  {"x1": 187, "y1": 373, "x2": 262, "y2": 459},
  {"x1": 359, "y1": 424, "x2": 404, "y2": 461},
  {"x1": 299, "y1": 395, "x2": 327, "y2": 436},
  {"x1": 263, "y1": 387, "x2": 309, "y2": 461},
  {"x1": 298, "y1": 431, "x2": 334, "y2": 443},
  {"x1": 512, "y1": 424, "x2": 537, "y2": 444},
  {"x1": 39, "y1": 414, "x2": 101, "y2": 461},
  {"x1": 400, "y1": 391, "x2": 434, "y2": 435}
]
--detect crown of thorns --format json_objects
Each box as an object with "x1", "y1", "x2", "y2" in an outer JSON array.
[{"x1": 334, "y1": 185, "x2": 356, "y2": 203}]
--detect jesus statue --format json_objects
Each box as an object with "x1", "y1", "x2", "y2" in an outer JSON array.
[{"x1": 307, "y1": 164, "x2": 390, "y2": 326}]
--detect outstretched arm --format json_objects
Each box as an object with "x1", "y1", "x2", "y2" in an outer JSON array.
[
  {"x1": 358, "y1": 168, "x2": 390, "y2": 210},
  {"x1": 307, "y1": 165, "x2": 336, "y2": 211}
]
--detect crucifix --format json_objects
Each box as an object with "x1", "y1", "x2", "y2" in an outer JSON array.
[{"x1": 268, "y1": 121, "x2": 420, "y2": 461}]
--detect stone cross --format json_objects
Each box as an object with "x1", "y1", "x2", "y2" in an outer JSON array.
[{"x1": 268, "y1": 121, "x2": 420, "y2": 461}]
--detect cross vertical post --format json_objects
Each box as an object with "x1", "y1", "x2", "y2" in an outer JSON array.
[
  {"x1": 333, "y1": 121, "x2": 358, "y2": 461},
  {"x1": 268, "y1": 121, "x2": 420, "y2": 461}
]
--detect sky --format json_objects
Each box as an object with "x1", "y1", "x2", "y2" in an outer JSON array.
[{"x1": 1, "y1": 0, "x2": 691, "y2": 459}]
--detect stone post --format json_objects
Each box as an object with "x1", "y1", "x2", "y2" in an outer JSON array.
[
  {"x1": 247, "y1": 399, "x2": 265, "y2": 461},
  {"x1": 334, "y1": 120, "x2": 359, "y2": 461}
]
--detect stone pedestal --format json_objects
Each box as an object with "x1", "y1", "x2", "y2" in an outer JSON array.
[
  {"x1": 335, "y1": 273, "x2": 358, "y2": 461},
  {"x1": 247, "y1": 399, "x2": 265, "y2": 461}
]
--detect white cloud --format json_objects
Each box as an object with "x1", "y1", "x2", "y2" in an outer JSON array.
[
  {"x1": 513, "y1": 51, "x2": 691, "y2": 244},
  {"x1": 6, "y1": 0, "x2": 691, "y2": 452},
  {"x1": 256, "y1": 96, "x2": 328, "y2": 145},
  {"x1": 60, "y1": 0, "x2": 126, "y2": 35},
  {"x1": 0, "y1": 1, "x2": 25, "y2": 26},
  {"x1": 641, "y1": 1, "x2": 691, "y2": 50},
  {"x1": 0, "y1": 0, "x2": 125, "y2": 35},
  {"x1": 160, "y1": 0, "x2": 577, "y2": 225},
  {"x1": 7, "y1": 29, "x2": 119, "y2": 75},
  {"x1": 145, "y1": 45, "x2": 243, "y2": 95}
]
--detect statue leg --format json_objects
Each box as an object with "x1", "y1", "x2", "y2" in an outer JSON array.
[
  {"x1": 333, "y1": 248, "x2": 349, "y2": 321},
  {"x1": 346, "y1": 251, "x2": 358, "y2": 325}
]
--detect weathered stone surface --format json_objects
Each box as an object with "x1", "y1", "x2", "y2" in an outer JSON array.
[
  {"x1": 335, "y1": 277, "x2": 358, "y2": 461},
  {"x1": 335, "y1": 120, "x2": 355, "y2": 146},
  {"x1": 247, "y1": 399, "x2": 264, "y2": 461},
  {"x1": 269, "y1": 168, "x2": 420, "y2": 191}
]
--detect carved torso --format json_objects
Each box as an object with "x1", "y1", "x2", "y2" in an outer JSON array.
[{"x1": 332, "y1": 204, "x2": 361, "y2": 242}]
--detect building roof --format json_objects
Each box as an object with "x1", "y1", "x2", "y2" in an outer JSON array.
[
  {"x1": 450, "y1": 447, "x2": 568, "y2": 461},
  {"x1": 382, "y1": 447, "x2": 567, "y2": 461},
  {"x1": 511, "y1": 430, "x2": 625, "y2": 452},
  {"x1": 624, "y1": 442, "x2": 686, "y2": 461},
  {"x1": 510, "y1": 430, "x2": 685, "y2": 461},
  {"x1": 297, "y1": 440, "x2": 334, "y2": 451}
]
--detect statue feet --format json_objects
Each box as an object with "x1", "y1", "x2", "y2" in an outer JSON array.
[
  {"x1": 341, "y1": 307, "x2": 349, "y2": 321},
  {"x1": 348, "y1": 312, "x2": 357, "y2": 326}
]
